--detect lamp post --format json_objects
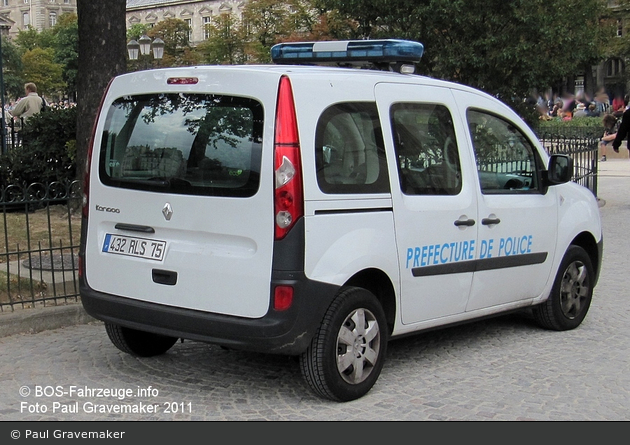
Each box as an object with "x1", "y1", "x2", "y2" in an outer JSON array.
[{"x1": 127, "y1": 35, "x2": 164, "y2": 70}]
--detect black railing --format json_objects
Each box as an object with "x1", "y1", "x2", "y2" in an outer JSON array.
[
  {"x1": 534, "y1": 124, "x2": 600, "y2": 196},
  {"x1": 0, "y1": 180, "x2": 81, "y2": 312},
  {"x1": 2, "y1": 117, "x2": 24, "y2": 153}
]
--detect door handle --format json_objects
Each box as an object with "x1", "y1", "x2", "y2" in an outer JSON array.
[
  {"x1": 482, "y1": 217, "x2": 501, "y2": 225},
  {"x1": 115, "y1": 223, "x2": 155, "y2": 233},
  {"x1": 454, "y1": 218, "x2": 475, "y2": 227}
]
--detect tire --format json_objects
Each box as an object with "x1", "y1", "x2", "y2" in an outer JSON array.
[
  {"x1": 105, "y1": 322, "x2": 178, "y2": 357},
  {"x1": 533, "y1": 245, "x2": 594, "y2": 331},
  {"x1": 300, "y1": 287, "x2": 388, "y2": 402}
]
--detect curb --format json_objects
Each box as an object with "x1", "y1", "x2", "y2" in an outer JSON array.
[{"x1": 0, "y1": 303, "x2": 98, "y2": 338}]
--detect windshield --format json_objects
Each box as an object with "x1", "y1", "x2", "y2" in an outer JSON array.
[{"x1": 99, "y1": 93, "x2": 264, "y2": 197}]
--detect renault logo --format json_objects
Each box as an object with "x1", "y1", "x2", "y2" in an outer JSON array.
[{"x1": 162, "y1": 203, "x2": 173, "y2": 221}]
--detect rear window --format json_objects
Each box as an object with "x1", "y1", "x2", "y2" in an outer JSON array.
[
  {"x1": 315, "y1": 102, "x2": 390, "y2": 194},
  {"x1": 99, "y1": 93, "x2": 263, "y2": 197}
]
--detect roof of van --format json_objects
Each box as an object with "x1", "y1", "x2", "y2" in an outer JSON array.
[{"x1": 121, "y1": 63, "x2": 493, "y2": 98}]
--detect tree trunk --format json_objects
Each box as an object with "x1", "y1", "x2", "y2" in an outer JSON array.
[{"x1": 76, "y1": 0, "x2": 127, "y2": 184}]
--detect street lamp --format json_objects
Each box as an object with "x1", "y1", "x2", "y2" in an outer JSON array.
[
  {"x1": 126, "y1": 39, "x2": 140, "y2": 61},
  {"x1": 127, "y1": 35, "x2": 164, "y2": 70}
]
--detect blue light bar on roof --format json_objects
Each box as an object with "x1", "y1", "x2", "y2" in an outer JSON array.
[{"x1": 270, "y1": 39, "x2": 424, "y2": 65}]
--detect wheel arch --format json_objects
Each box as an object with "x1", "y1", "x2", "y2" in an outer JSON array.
[
  {"x1": 570, "y1": 230, "x2": 602, "y2": 286},
  {"x1": 344, "y1": 268, "x2": 396, "y2": 335}
]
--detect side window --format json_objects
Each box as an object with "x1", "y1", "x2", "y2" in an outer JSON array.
[
  {"x1": 315, "y1": 103, "x2": 389, "y2": 194},
  {"x1": 467, "y1": 110, "x2": 540, "y2": 194},
  {"x1": 391, "y1": 103, "x2": 461, "y2": 195}
]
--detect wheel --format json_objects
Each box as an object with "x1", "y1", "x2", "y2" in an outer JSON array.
[
  {"x1": 105, "y1": 322, "x2": 178, "y2": 357},
  {"x1": 300, "y1": 287, "x2": 388, "y2": 402},
  {"x1": 533, "y1": 245, "x2": 594, "y2": 331}
]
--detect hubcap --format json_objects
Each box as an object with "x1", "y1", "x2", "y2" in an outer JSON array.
[
  {"x1": 336, "y1": 308, "x2": 381, "y2": 385},
  {"x1": 560, "y1": 260, "x2": 590, "y2": 319}
]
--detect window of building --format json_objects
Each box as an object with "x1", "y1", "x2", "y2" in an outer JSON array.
[
  {"x1": 203, "y1": 16, "x2": 211, "y2": 40},
  {"x1": 185, "y1": 18, "x2": 192, "y2": 41},
  {"x1": 23, "y1": 12, "x2": 29, "y2": 26},
  {"x1": 49, "y1": 11, "x2": 57, "y2": 27},
  {"x1": 606, "y1": 58, "x2": 624, "y2": 77},
  {"x1": 618, "y1": 18, "x2": 623, "y2": 37}
]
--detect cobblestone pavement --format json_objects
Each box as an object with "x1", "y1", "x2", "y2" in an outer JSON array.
[{"x1": 0, "y1": 161, "x2": 629, "y2": 421}]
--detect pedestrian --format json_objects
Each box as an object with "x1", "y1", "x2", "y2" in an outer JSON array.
[
  {"x1": 600, "y1": 114, "x2": 618, "y2": 162},
  {"x1": 612, "y1": 94, "x2": 630, "y2": 157},
  {"x1": 613, "y1": 94, "x2": 626, "y2": 117},
  {"x1": 9, "y1": 82, "x2": 44, "y2": 123}
]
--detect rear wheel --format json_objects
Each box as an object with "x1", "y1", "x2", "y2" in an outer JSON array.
[
  {"x1": 105, "y1": 322, "x2": 178, "y2": 357},
  {"x1": 533, "y1": 245, "x2": 594, "y2": 331},
  {"x1": 300, "y1": 287, "x2": 388, "y2": 402}
]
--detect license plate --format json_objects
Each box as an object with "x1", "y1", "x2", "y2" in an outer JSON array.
[{"x1": 102, "y1": 234, "x2": 166, "y2": 261}]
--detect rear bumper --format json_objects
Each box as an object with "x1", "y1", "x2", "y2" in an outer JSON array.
[{"x1": 80, "y1": 270, "x2": 338, "y2": 356}]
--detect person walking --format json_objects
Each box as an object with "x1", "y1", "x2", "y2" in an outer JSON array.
[{"x1": 9, "y1": 82, "x2": 44, "y2": 122}]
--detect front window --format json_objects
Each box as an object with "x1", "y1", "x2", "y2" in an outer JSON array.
[
  {"x1": 99, "y1": 93, "x2": 263, "y2": 198},
  {"x1": 467, "y1": 109, "x2": 541, "y2": 194},
  {"x1": 49, "y1": 12, "x2": 57, "y2": 27}
]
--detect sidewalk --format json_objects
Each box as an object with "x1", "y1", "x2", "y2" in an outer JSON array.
[{"x1": 598, "y1": 156, "x2": 630, "y2": 177}]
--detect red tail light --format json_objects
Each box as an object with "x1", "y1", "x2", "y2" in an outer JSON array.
[
  {"x1": 273, "y1": 285, "x2": 294, "y2": 311},
  {"x1": 274, "y1": 76, "x2": 303, "y2": 240}
]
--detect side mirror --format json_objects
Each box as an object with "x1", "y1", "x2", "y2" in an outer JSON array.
[{"x1": 545, "y1": 154, "x2": 573, "y2": 186}]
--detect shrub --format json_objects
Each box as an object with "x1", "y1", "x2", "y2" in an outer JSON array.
[
  {"x1": 0, "y1": 106, "x2": 77, "y2": 186},
  {"x1": 533, "y1": 116, "x2": 604, "y2": 140}
]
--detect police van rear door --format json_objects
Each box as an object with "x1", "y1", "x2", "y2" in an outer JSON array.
[{"x1": 84, "y1": 68, "x2": 279, "y2": 318}]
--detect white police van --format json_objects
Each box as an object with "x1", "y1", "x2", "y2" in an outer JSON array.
[{"x1": 80, "y1": 40, "x2": 603, "y2": 402}]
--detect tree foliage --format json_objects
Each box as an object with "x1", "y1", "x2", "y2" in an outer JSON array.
[
  {"x1": 51, "y1": 13, "x2": 79, "y2": 98},
  {"x1": 1, "y1": 38, "x2": 25, "y2": 99},
  {"x1": 315, "y1": 0, "x2": 612, "y2": 101},
  {"x1": 196, "y1": 13, "x2": 248, "y2": 65},
  {"x1": 145, "y1": 18, "x2": 193, "y2": 68},
  {"x1": 21, "y1": 47, "x2": 65, "y2": 98},
  {"x1": 0, "y1": 106, "x2": 77, "y2": 186}
]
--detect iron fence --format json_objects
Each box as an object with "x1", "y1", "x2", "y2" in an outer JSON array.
[
  {"x1": 534, "y1": 124, "x2": 600, "y2": 196},
  {"x1": 2, "y1": 117, "x2": 23, "y2": 153},
  {"x1": 0, "y1": 180, "x2": 81, "y2": 312}
]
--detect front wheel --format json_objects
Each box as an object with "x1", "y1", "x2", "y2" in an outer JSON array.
[
  {"x1": 300, "y1": 287, "x2": 388, "y2": 402},
  {"x1": 533, "y1": 245, "x2": 594, "y2": 331},
  {"x1": 105, "y1": 322, "x2": 178, "y2": 357}
]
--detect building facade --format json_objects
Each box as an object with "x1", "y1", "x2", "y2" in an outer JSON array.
[
  {"x1": 126, "y1": 0, "x2": 245, "y2": 46},
  {"x1": 0, "y1": 0, "x2": 76, "y2": 38}
]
